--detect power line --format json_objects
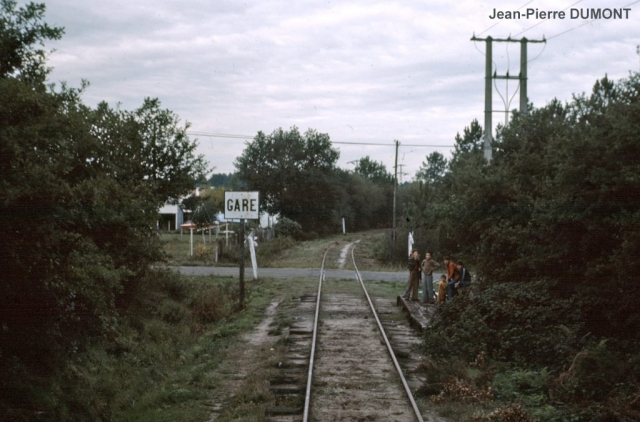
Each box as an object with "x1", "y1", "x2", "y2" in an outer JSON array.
[
  {"x1": 546, "y1": 0, "x2": 639, "y2": 41},
  {"x1": 514, "y1": 0, "x2": 584, "y2": 37},
  {"x1": 186, "y1": 131, "x2": 453, "y2": 148},
  {"x1": 476, "y1": 0, "x2": 534, "y2": 36},
  {"x1": 188, "y1": 131, "x2": 252, "y2": 139},
  {"x1": 335, "y1": 141, "x2": 452, "y2": 148}
]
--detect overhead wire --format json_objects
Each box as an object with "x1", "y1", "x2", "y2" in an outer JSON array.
[
  {"x1": 514, "y1": 0, "x2": 584, "y2": 37},
  {"x1": 186, "y1": 131, "x2": 453, "y2": 148},
  {"x1": 544, "y1": 0, "x2": 639, "y2": 41},
  {"x1": 476, "y1": 0, "x2": 534, "y2": 36}
]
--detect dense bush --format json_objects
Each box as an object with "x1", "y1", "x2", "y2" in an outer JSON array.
[
  {"x1": 0, "y1": 2, "x2": 208, "y2": 419},
  {"x1": 425, "y1": 282, "x2": 584, "y2": 367},
  {"x1": 273, "y1": 217, "x2": 303, "y2": 239},
  {"x1": 414, "y1": 72, "x2": 640, "y2": 419}
]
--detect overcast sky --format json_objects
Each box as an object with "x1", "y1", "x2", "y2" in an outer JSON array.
[{"x1": 40, "y1": 0, "x2": 640, "y2": 181}]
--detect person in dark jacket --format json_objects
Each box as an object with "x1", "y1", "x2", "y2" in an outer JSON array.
[
  {"x1": 448, "y1": 260, "x2": 471, "y2": 298},
  {"x1": 456, "y1": 261, "x2": 471, "y2": 289}
]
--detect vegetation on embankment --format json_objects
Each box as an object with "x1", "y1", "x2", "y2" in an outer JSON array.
[{"x1": 399, "y1": 72, "x2": 640, "y2": 421}]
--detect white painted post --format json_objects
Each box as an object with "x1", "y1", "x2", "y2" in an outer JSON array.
[
  {"x1": 408, "y1": 232, "x2": 414, "y2": 257},
  {"x1": 248, "y1": 231, "x2": 258, "y2": 280},
  {"x1": 190, "y1": 228, "x2": 194, "y2": 256},
  {"x1": 342, "y1": 217, "x2": 346, "y2": 234}
]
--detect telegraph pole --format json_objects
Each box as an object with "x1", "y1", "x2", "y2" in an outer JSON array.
[
  {"x1": 471, "y1": 35, "x2": 546, "y2": 161},
  {"x1": 392, "y1": 140, "x2": 399, "y2": 244}
]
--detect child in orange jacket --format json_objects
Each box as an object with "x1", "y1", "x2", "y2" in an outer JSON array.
[{"x1": 436, "y1": 274, "x2": 448, "y2": 303}]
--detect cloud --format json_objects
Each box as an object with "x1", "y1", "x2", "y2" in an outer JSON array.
[{"x1": 40, "y1": 0, "x2": 640, "y2": 178}]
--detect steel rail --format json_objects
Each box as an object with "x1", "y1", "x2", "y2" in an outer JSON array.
[
  {"x1": 302, "y1": 244, "x2": 333, "y2": 422},
  {"x1": 351, "y1": 244, "x2": 425, "y2": 422}
]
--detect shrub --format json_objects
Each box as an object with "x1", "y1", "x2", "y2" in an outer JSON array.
[
  {"x1": 417, "y1": 357, "x2": 471, "y2": 396},
  {"x1": 192, "y1": 281, "x2": 239, "y2": 324},
  {"x1": 551, "y1": 340, "x2": 633, "y2": 402},
  {"x1": 273, "y1": 217, "x2": 302, "y2": 239},
  {"x1": 472, "y1": 404, "x2": 535, "y2": 422},
  {"x1": 491, "y1": 368, "x2": 551, "y2": 405},
  {"x1": 255, "y1": 236, "x2": 296, "y2": 262},
  {"x1": 425, "y1": 281, "x2": 583, "y2": 368}
]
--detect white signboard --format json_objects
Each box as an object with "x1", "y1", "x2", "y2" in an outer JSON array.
[{"x1": 224, "y1": 191, "x2": 260, "y2": 220}]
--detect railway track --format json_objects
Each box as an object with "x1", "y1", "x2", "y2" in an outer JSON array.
[{"x1": 266, "y1": 242, "x2": 429, "y2": 422}]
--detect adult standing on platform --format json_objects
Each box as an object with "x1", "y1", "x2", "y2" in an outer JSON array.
[
  {"x1": 420, "y1": 251, "x2": 440, "y2": 304},
  {"x1": 403, "y1": 249, "x2": 421, "y2": 301}
]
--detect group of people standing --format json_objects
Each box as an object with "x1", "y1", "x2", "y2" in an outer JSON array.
[{"x1": 402, "y1": 250, "x2": 471, "y2": 304}]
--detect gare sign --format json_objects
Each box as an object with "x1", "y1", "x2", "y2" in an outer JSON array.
[{"x1": 224, "y1": 191, "x2": 260, "y2": 220}]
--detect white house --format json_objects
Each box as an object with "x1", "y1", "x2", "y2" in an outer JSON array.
[{"x1": 158, "y1": 203, "x2": 186, "y2": 231}]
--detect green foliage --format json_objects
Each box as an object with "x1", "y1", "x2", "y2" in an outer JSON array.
[
  {"x1": 0, "y1": 0, "x2": 63, "y2": 82},
  {"x1": 416, "y1": 151, "x2": 447, "y2": 186},
  {"x1": 426, "y1": 281, "x2": 583, "y2": 367},
  {"x1": 552, "y1": 340, "x2": 640, "y2": 402},
  {"x1": 273, "y1": 216, "x2": 303, "y2": 239},
  {"x1": 353, "y1": 155, "x2": 393, "y2": 184},
  {"x1": 492, "y1": 368, "x2": 551, "y2": 402},
  {"x1": 449, "y1": 118, "x2": 484, "y2": 171},
  {"x1": 192, "y1": 280, "x2": 239, "y2": 324},
  {"x1": 334, "y1": 169, "x2": 394, "y2": 232},
  {"x1": 234, "y1": 126, "x2": 340, "y2": 233},
  {"x1": 415, "y1": 71, "x2": 640, "y2": 421},
  {"x1": 234, "y1": 132, "x2": 394, "y2": 235},
  {"x1": 208, "y1": 172, "x2": 238, "y2": 188},
  {"x1": 0, "y1": 4, "x2": 209, "y2": 419},
  {"x1": 255, "y1": 235, "x2": 296, "y2": 263}
]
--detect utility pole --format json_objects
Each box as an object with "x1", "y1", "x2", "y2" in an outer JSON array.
[
  {"x1": 392, "y1": 140, "x2": 399, "y2": 244},
  {"x1": 397, "y1": 164, "x2": 407, "y2": 184},
  {"x1": 470, "y1": 35, "x2": 546, "y2": 162}
]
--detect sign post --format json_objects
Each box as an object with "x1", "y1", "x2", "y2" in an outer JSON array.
[{"x1": 224, "y1": 191, "x2": 260, "y2": 309}]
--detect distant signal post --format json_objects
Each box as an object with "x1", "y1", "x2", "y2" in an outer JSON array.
[{"x1": 224, "y1": 191, "x2": 260, "y2": 309}]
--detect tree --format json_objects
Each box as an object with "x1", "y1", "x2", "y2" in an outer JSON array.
[
  {"x1": 0, "y1": 0, "x2": 63, "y2": 82},
  {"x1": 418, "y1": 73, "x2": 640, "y2": 420},
  {"x1": 353, "y1": 156, "x2": 393, "y2": 184},
  {"x1": 234, "y1": 126, "x2": 340, "y2": 233},
  {"x1": 416, "y1": 151, "x2": 447, "y2": 186},
  {"x1": 449, "y1": 118, "x2": 484, "y2": 170},
  {"x1": 0, "y1": 3, "x2": 209, "y2": 412},
  {"x1": 209, "y1": 172, "x2": 236, "y2": 188},
  {"x1": 332, "y1": 169, "x2": 392, "y2": 232},
  {"x1": 428, "y1": 71, "x2": 640, "y2": 353},
  {"x1": 184, "y1": 187, "x2": 225, "y2": 227}
]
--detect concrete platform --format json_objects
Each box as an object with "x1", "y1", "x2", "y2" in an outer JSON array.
[{"x1": 396, "y1": 296, "x2": 437, "y2": 331}]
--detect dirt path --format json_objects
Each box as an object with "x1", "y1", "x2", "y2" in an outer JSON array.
[
  {"x1": 206, "y1": 301, "x2": 282, "y2": 421},
  {"x1": 336, "y1": 242, "x2": 354, "y2": 269}
]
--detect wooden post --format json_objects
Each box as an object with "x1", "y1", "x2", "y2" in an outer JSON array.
[{"x1": 239, "y1": 219, "x2": 245, "y2": 309}]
